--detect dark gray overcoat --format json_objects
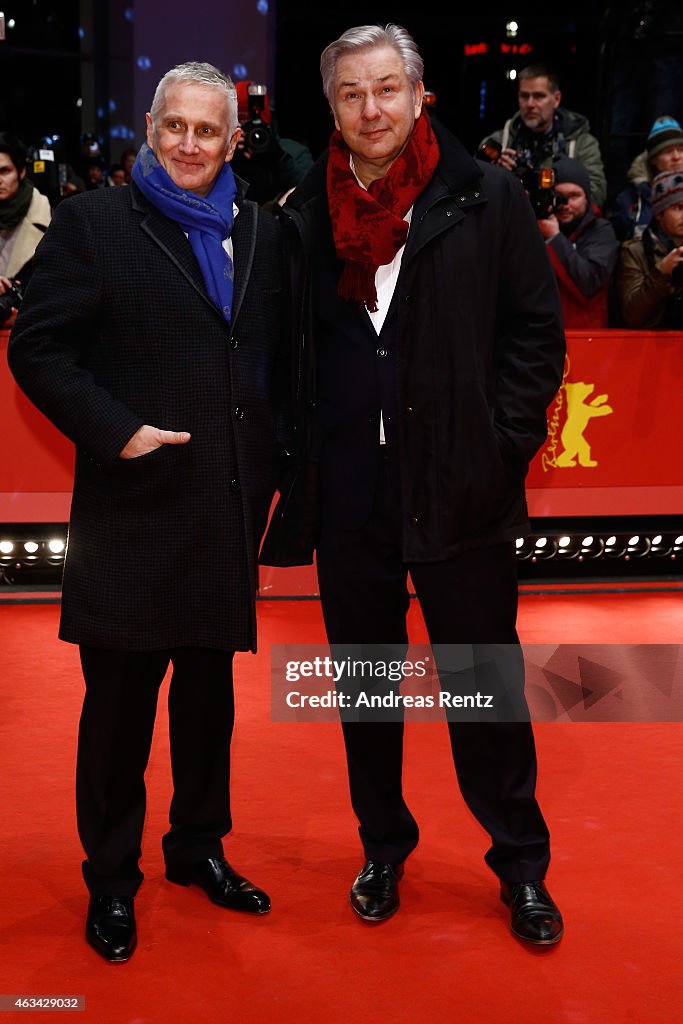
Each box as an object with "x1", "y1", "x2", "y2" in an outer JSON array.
[{"x1": 8, "y1": 180, "x2": 285, "y2": 652}]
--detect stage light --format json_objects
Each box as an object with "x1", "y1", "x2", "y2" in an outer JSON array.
[
  {"x1": 506, "y1": 69, "x2": 518, "y2": 80},
  {"x1": 650, "y1": 535, "x2": 672, "y2": 557},
  {"x1": 23, "y1": 541, "x2": 39, "y2": 554},
  {"x1": 515, "y1": 538, "x2": 534, "y2": 559},
  {"x1": 0, "y1": 541, "x2": 14, "y2": 555},
  {"x1": 626, "y1": 535, "x2": 651, "y2": 557},
  {"x1": 48, "y1": 539, "x2": 65, "y2": 554},
  {"x1": 578, "y1": 535, "x2": 604, "y2": 558},
  {"x1": 557, "y1": 535, "x2": 580, "y2": 558},
  {"x1": 506, "y1": 21, "x2": 519, "y2": 37},
  {"x1": 532, "y1": 536, "x2": 557, "y2": 559},
  {"x1": 604, "y1": 535, "x2": 627, "y2": 558}
]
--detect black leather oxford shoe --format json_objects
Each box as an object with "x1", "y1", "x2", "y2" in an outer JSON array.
[
  {"x1": 166, "y1": 857, "x2": 270, "y2": 914},
  {"x1": 350, "y1": 860, "x2": 404, "y2": 922},
  {"x1": 85, "y1": 896, "x2": 137, "y2": 962},
  {"x1": 500, "y1": 880, "x2": 564, "y2": 945}
]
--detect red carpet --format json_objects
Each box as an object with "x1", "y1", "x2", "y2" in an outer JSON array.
[{"x1": 1, "y1": 593, "x2": 682, "y2": 1023}]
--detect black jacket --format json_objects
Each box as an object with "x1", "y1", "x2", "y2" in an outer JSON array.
[
  {"x1": 9, "y1": 181, "x2": 285, "y2": 651},
  {"x1": 260, "y1": 119, "x2": 565, "y2": 566}
]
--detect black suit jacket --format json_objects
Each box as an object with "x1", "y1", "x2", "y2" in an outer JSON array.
[{"x1": 8, "y1": 181, "x2": 285, "y2": 652}]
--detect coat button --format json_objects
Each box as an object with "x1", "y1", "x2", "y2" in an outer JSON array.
[
  {"x1": 230, "y1": 478, "x2": 241, "y2": 492},
  {"x1": 409, "y1": 515, "x2": 419, "y2": 526},
  {"x1": 377, "y1": 347, "x2": 388, "y2": 358},
  {"x1": 234, "y1": 406, "x2": 244, "y2": 420},
  {"x1": 230, "y1": 337, "x2": 238, "y2": 349},
  {"x1": 405, "y1": 405, "x2": 414, "y2": 415}
]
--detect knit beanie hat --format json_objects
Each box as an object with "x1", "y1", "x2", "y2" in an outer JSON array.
[
  {"x1": 651, "y1": 169, "x2": 683, "y2": 217},
  {"x1": 552, "y1": 155, "x2": 591, "y2": 200},
  {"x1": 647, "y1": 116, "x2": 683, "y2": 161}
]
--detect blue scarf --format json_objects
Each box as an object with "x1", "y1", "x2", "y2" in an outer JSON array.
[{"x1": 132, "y1": 143, "x2": 237, "y2": 322}]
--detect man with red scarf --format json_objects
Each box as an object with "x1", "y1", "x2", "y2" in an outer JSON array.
[
  {"x1": 261, "y1": 24, "x2": 566, "y2": 944},
  {"x1": 538, "y1": 155, "x2": 619, "y2": 328}
]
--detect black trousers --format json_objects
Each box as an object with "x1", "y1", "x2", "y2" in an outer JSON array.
[
  {"x1": 77, "y1": 645, "x2": 235, "y2": 897},
  {"x1": 316, "y1": 452, "x2": 551, "y2": 883}
]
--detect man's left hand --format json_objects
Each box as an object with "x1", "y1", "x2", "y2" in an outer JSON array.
[{"x1": 537, "y1": 215, "x2": 560, "y2": 240}]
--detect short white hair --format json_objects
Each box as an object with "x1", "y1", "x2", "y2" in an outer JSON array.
[{"x1": 150, "y1": 61, "x2": 238, "y2": 135}]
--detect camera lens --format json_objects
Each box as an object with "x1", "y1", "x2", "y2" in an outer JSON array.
[{"x1": 246, "y1": 126, "x2": 271, "y2": 154}]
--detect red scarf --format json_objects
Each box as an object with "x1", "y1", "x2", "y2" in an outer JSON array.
[{"x1": 327, "y1": 110, "x2": 440, "y2": 311}]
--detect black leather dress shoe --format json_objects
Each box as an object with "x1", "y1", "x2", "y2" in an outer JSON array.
[
  {"x1": 166, "y1": 857, "x2": 270, "y2": 914},
  {"x1": 350, "y1": 860, "x2": 404, "y2": 922},
  {"x1": 500, "y1": 880, "x2": 564, "y2": 945},
  {"x1": 85, "y1": 896, "x2": 137, "y2": 962}
]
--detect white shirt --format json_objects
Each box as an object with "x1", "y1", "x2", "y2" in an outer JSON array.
[{"x1": 351, "y1": 157, "x2": 413, "y2": 442}]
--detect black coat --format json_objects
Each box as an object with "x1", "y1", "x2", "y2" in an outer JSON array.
[
  {"x1": 8, "y1": 181, "x2": 285, "y2": 651},
  {"x1": 260, "y1": 119, "x2": 565, "y2": 566}
]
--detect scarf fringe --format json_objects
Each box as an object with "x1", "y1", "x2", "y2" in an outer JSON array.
[{"x1": 337, "y1": 261, "x2": 379, "y2": 312}]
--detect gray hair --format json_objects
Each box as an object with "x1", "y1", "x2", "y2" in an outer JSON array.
[
  {"x1": 320, "y1": 23, "x2": 424, "y2": 113},
  {"x1": 150, "y1": 61, "x2": 239, "y2": 135},
  {"x1": 518, "y1": 64, "x2": 561, "y2": 94}
]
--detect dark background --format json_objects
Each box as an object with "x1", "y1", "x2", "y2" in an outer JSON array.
[
  {"x1": 274, "y1": 4, "x2": 603, "y2": 159},
  {"x1": 1, "y1": 1, "x2": 682, "y2": 202}
]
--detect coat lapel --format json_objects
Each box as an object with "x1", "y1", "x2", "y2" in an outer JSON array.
[
  {"x1": 130, "y1": 182, "x2": 256, "y2": 327},
  {"x1": 229, "y1": 200, "x2": 257, "y2": 327}
]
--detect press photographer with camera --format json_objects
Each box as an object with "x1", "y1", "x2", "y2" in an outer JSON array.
[
  {"x1": 537, "y1": 156, "x2": 619, "y2": 328},
  {"x1": 618, "y1": 168, "x2": 683, "y2": 328},
  {"x1": 477, "y1": 64, "x2": 607, "y2": 210},
  {"x1": 230, "y1": 81, "x2": 313, "y2": 210},
  {"x1": 0, "y1": 132, "x2": 50, "y2": 324}
]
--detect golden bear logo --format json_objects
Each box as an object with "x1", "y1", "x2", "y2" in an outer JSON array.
[{"x1": 555, "y1": 381, "x2": 613, "y2": 468}]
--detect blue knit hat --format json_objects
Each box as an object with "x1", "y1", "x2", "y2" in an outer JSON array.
[{"x1": 647, "y1": 116, "x2": 683, "y2": 160}]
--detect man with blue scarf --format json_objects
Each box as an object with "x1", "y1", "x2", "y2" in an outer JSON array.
[{"x1": 8, "y1": 62, "x2": 285, "y2": 962}]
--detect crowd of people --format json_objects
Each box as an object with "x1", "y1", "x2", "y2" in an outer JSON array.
[
  {"x1": 3, "y1": 61, "x2": 683, "y2": 331},
  {"x1": 475, "y1": 64, "x2": 683, "y2": 330}
]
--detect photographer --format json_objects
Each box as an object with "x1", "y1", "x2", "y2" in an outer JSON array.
[
  {"x1": 230, "y1": 81, "x2": 313, "y2": 210},
  {"x1": 478, "y1": 64, "x2": 607, "y2": 209},
  {"x1": 538, "y1": 156, "x2": 619, "y2": 328},
  {"x1": 618, "y1": 168, "x2": 683, "y2": 328},
  {"x1": 0, "y1": 133, "x2": 50, "y2": 321}
]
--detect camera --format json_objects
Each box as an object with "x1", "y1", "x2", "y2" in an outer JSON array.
[
  {"x1": 238, "y1": 83, "x2": 273, "y2": 156},
  {"x1": 0, "y1": 276, "x2": 24, "y2": 324},
  {"x1": 477, "y1": 137, "x2": 568, "y2": 219},
  {"x1": 672, "y1": 257, "x2": 683, "y2": 288}
]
